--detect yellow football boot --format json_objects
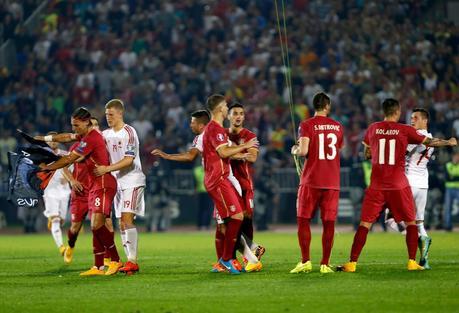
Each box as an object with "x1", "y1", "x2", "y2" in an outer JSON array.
[
  {"x1": 319, "y1": 264, "x2": 334, "y2": 274},
  {"x1": 105, "y1": 261, "x2": 123, "y2": 276},
  {"x1": 289, "y1": 261, "x2": 312, "y2": 274},
  {"x1": 63, "y1": 246, "x2": 74, "y2": 265},
  {"x1": 407, "y1": 259, "x2": 424, "y2": 271},
  {"x1": 245, "y1": 261, "x2": 263, "y2": 272},
  {"x1": 80, "y1": 266, "x2": 105, "y2": 276}
]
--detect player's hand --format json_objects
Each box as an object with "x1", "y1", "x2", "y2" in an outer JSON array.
[
  {"x1": 34, "y1": 135, "x2": 45, "y2": 141},
  {"x1": 448, "y1": 137, "x2": 457, "y2": 146},
  {"x1": 38, "y1": 162, "x2": 49, "y2": 171},
  {"x1": 244, "y1": 138, "x2": 259, "y2": 150},
  {"x1": 291, "y1": 145, "x2": 299, "y2": 155},
  {"x1": 94, "y1": 165, "x2": 109, "y2": 176},
  {"x1": 70, "y1": 180, "x2": 84, "y2": 193},
  {"x1": 151, "y1": 149, "x2": 168, "y2": 159}
]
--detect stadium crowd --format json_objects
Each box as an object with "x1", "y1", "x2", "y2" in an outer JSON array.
[{"x1": 0, "y1": 0, "x2": 458, "y2": 228}]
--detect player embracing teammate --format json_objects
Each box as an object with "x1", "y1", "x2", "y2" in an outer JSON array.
[{"x1": 202, "y1": 94, "x2": 259, "y2": 274}]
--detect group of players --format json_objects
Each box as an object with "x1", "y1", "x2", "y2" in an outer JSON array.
[
  {"x1": 35, "y1": 92, "x2": 456, "y2": 276},
  {"x1": 37, "y1": 99, "x2": 145, "y2": 276},
  {"x1": 289, "y1": 93, "x2": 457, "y2": 274}
]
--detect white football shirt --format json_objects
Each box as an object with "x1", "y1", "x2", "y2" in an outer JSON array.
[
  {"x1": 405, "y1": 129, "x2": 434, "y2": 189},
  {"x1": 103, "y1": 124, "x2": 146, "y2": 189},
  {"x1": 44, "y1": 149, "x2": 71, "y2": 197}
]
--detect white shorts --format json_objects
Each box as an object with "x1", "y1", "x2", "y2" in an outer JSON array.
[
  {"x1": 43, "y1": 195, "x2": 70, "y2": 220},
  {"x1": 114, "y1": 186, "x2": 145, "y2": 218},
  {"x1": 411, "y1": 186, "x2": 428, "y2": 221}
]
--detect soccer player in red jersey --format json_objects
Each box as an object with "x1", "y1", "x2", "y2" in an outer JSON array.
[
  {"x1": 40, "y1": 108, "x2": 123, "y2": 276},
  {"x1": 202, "y1": 94, "x2": 258, "y2": 274},
  {"x1": 289, "y1": 92, "x2": 344, "y2": 274},
  {"x1": 340, "y1": 99, "x2": 457, "y2": 272},
  {"x1": 226, "y1": 102, "x2": 265, "y2": 267},
  {"x1": 63, "y1": 117, "x2": 99, "y2": 265}
]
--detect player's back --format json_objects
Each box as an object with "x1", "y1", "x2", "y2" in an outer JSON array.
[
  {"x1": 102, "y1": 124, "x2": 145, "y2": 189},
  {"x1": 202, "y1": 120, "x2": 230, "y2": 190},
  {"x1": 364, "y1": 121, "x2": 425, "y2": 190},
  {"x1": 300, "y1": 116, "x2": 343, "y2": 190}
]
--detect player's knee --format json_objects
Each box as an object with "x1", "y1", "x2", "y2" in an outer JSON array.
[
  {"x1": 359, "y1": 221, "x2": 372, "y2": 229},
  {"x1": 230, "y1": 212, "x2": 244, "y2": 220},
  {"x1": 70, "y1": 223, "x2": 81, "y2": 233}
]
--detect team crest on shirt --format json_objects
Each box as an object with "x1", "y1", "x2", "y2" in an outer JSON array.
[
  {"x1": 78, "y1": 141, "x2": 87, "y2": 149},
  {"x1": 217, "y1": 133, "x2": 224, "y2": 141},
  {"x1": 229, "y1": 205, "x2": 236, "y2": 212}
]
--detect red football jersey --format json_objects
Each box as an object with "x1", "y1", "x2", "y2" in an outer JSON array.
[
  {"x1": 227, "y1": 128, "x2": 257, "y2": 191},
  {"x1": 202, "y1": 120, "x2": 231, "y2": 190},
  {"x1": 299, "y1": 116, "x2": 344, "y2": 189},
  {"x1": 69, "y1": 142, "x2": 90, "y2": 198},
  {"x1": 364, "y1": 121, "x2": 426, "y2": 190},
  {"x1": 74, "y1": 129, "x2": 117, "y2": 191}
]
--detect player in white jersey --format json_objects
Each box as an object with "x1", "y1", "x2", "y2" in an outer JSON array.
[
  {"x1": 94, "y1": 99, "x2": 146, "y2": 274},
  {"x1": 152, "y1": 110, "x2": 261, "y2": 273},
  {"x1": 385, "y1": 108, "x2": 434, "y2": 269},
  {"x1": 42, "y1": 132, "x2": 72, "y2": 256}
]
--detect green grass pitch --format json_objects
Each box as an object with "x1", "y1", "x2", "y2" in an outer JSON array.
[{"x1": 0, "y1": 231, "x2": 458, "y2": 313}]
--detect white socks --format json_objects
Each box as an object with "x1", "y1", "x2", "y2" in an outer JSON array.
[
  {"x1": 50, "y1": 218, "x2": 63, "y2": 248},
  {"x1": 120, "y1": 231, "x2": 129, "y2": 258},
  {"x1": 125, "y1": 227, "x2": 138, "y2": 263},
  {"x1": 417, "y1": 222, "x2": 428, "y2": 237},
  {"x1": 240, "y1": 235, "x2": 258, "y2": 264}
]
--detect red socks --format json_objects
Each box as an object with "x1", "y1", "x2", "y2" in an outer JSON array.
[
  {"x1": 215, "y1": 228, "x2": 225, "y2": 260},
  {"x1": 222, "y1": 218, "x2": 242, "y2": 261},
  {"x1": 406, "y1": 224, "x2": 419, "y2": 260},
  {"x1": 67, "y1": 229, "x2": 78, "y2": 248},
  {"x1": 321, "y1": 221, "x2": 335, "y2": 265},
  {"x1": 297, "y1": 217, "x2": 311, "y2": 263},
  {"x1": 94, "y1": 226, "x2": 120, "y2": 262},
  {"x1": 350, "y1": 226, "x2": 369, "y2": 262},
  {"x1": 92, "y1": 229, "x2": 105, "y2": 268}
]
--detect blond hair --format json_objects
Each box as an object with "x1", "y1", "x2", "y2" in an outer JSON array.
[{"x1": 105, "y1": 99, "x2": 125, "y2": 112}]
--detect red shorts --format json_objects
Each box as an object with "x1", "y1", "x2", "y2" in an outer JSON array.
[
  {"x1": 241, "y1": 189, "x2": 255, "y2": 217},
  {"x1": 207, "y1": 179, "x2": 242, "y2": 220},
  {"x1": 296, "y1": 185, "x2": 339, "y2": 221},
  {"x1": 70, "y1": 195, "x2": 88, "y2": 223},
  {"x1": 361, "y1": 187, "x2": 415, "y2": 223},
  {"x1": 88, "y1": 188, "x2": 116, "y2": 217}
]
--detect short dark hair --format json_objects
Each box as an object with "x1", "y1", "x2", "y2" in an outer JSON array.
[
  {"x1": 312, "y1": 92, "x2": 330, "y2": 111},
  {"x1": 382, "y1": 98, "x2": 400, "y2": 117},
  {"x1": 206, "y1": 94, "x2": 226, "y2": 112},
  {"x1": 191, "y1": 110, "x2": 210, "y2": 125},
  {"x1": 412, "y1": 108, "x2": 429, "y2": 121},
  {"x1": 228, "y1": 102, "x2": 244, "y2": 113},
  {"x1": 72, "y1": 107, "x2": 91, "y2": 121}
]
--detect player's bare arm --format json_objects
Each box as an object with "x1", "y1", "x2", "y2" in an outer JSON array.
[
  {"x1": 363, "y1": 145, "x2": 372, "y2": 160},
  {"x1": 291, "y1": 137, "x2": 309, "y2": 157},
  {"x1": 40, "y1": 152, "x2": 81, "y2": 171},
  {"x1": 34, "y1": 133, "x2": 78, "y2": 143},
  {"x1": 423, "y1": 137, "x2": 457, "y2": 147},
  {"x1": 217, "y1": 138, "x2": 259, "y2": 159},
  {"x1": 62, "y1": 166, "x2": 83, "y2": 193},
  {"x1": 93, "y1": 156, "x2": 134, "y2": 176},
  {"x1": 151, "y1": 148, "x2": 200, "y2": 162}
]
